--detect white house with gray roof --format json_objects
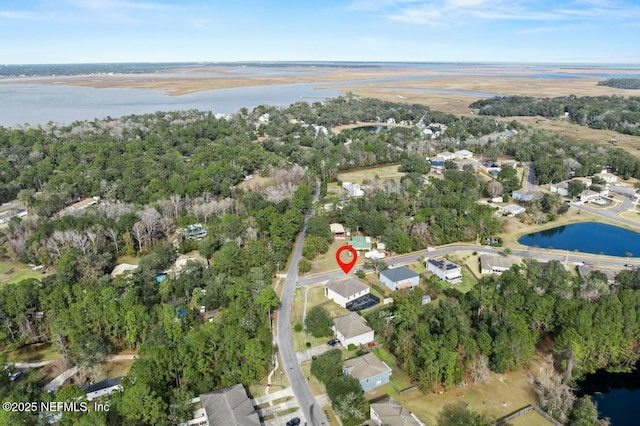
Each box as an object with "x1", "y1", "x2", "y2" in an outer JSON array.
[
  {"x1": 333, "y1": 312, "x2": 374, "y2": 347},
  {"x1": 324, "y1": 278, "x2": 370, "y2": 308},
  {"x1": 479, "y1": 255, "x2": 516, "y2": 275},
  {"x1": 187, "y1": 384, "x2": 260, "y2": 426},
  {"x1": 426, "y1": 258, "x2": 462, "y2": 283},
  {"x1": 370, "y1": 397, "x2": 425, "y2": 426},
  {"x1": 379, "y1": 266, "x2": 419, "y2": 291}
]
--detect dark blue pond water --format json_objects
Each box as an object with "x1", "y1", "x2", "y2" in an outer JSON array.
[
  {"x1": 518, "y1": 222, "x2": 640, "y2": 257},
  {"x1": 577, "y1": 367, "x2": 640, "y2": 426}
]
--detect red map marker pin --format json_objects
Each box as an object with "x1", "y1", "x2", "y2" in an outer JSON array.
[{"x1": 336, "y1": 246, "x2": 358, "y2": 274}]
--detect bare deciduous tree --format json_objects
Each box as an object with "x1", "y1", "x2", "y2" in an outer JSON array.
[{"x1": 487, "y1": 180, "x2": 504, "y2": 198}]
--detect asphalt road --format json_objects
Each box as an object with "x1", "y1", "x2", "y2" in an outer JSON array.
[
  {"x1": 299, "y1": 244, "x2": 638, "y2": 287},
  {"x1": 527, "y1": 162, "x2": 536, "y2": 191},
  {"x1": 276, "y1": 183, "x2": 327, "y2": 426}
]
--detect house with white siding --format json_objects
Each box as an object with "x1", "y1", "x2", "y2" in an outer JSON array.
[
  {"x1": 324, "y1": 278, "x2": 370, "y2": 308},
  {"x1": 426, "y1": 258, "x2": 462, "y2": 283},
  {"x1": 333, "y1": 312, "x2": 374, "y2": 347}
]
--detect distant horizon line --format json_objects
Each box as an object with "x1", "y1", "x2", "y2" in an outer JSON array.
[{"x1": 4, "y1": 60, "x2": 640, "y2": 67}]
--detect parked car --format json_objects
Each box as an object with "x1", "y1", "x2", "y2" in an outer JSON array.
[
  {"x1": 9, "y1": 371, "x2": 22, "y2": 382},
  {"x1": 624, "y1": 264, "x2": 635, "y2": 267},
  {"x1": 327, "y1": 339, "x2": 339, "y2": 347},
  {"x1": 286, "y1": 417, "x2": 301, "y2": 426}
]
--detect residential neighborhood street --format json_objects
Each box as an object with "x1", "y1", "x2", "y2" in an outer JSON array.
[{"x1": 275, "y1": 183, "x2": 327, "y2": 426}]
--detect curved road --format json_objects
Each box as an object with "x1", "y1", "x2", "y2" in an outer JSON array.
[{"x1": 276, "y1": 183, "x2": 327, "y2": 426}]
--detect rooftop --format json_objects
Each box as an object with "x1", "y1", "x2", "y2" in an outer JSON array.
[
  {"x1": 370, "y1": 397, "x2": 424, "y2": 426},
  {"x1": 428, "y1": 258, "x2": 460, "y2": 271},
  {"x1": 334, "y1": 312, "x2": 373, "y2": 339},
  {"x1": 344, "y1": 352, "x2": 391, "y2": 381},
  {"x1": 349, "y1": 236, "x2": 372, "y2": 250},
  {"x1": 480, "y1": 255, "x2": 516, "y2": 270},
  {"x1": 330, "y1": 223, "x2": 345, "y2": 234},
  {"x1": 325, "y1": 278, "x2": 369, "y2": 298},
  {"x1": 199, "y1": 384, "x2": 260, "y2": 426},
  {"x1": 379, "y1": 266, "x2": 419, "y2": 283},
  {"x1": 83, "y1": 377, "x2": 122, "y2": 393}
]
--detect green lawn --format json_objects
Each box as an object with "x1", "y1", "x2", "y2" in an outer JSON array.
[
  {"x1": 5, "y1": 343, "x2": 58, "y2": 363},
  {"x1": 373, "y1": 347, "x2": 414, "y2": 391},
  {"x1": 0, "y1": 260, "x2": 48, "y2": 285}
]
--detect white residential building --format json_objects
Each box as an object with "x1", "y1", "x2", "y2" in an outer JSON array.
[
  {"x1": 426, "y1": 258, "x2": 462, "y2": 283},
  {"x1": 501, "y1": 204, "x2": 526, "y2": 216},
  {"x1": 550, "y1": 181, "x2": 570, "y2": 197},
  {"x1": 324, "y1": 278, "x2": 370, "y2": 308},
  {"x1": 479, "y1": 255, "x2": 516, "y2": 275},
  {"x1": 333, "y1": 312, "x2": 375, "y2": 347},
  {"x1": 454, "y1": 149, "x2": 473, "y2": 160}
]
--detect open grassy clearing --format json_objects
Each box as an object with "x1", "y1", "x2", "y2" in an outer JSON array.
[
  {"x1": 308, "y1": 239, "x2": 366, "y2": 275},
  {"x1": 237, "y1": 175, "x2": 274, "y2": 190},
  {"x1": 0, "y1": 260, "x2": 48, "y2": 285},
  {"x1": 397, "y1": 366, "x2": 540, "y2": 425},
  {"x1": 5, "y1": 343, "x2": 58, "y2": 363},
  {"x1": 373, "y1": 347, "x2": 413, "y2": 391},
  {"x1": 619, "y1": 211, "x2": 640, "y2": 222},
  {"x1": 337, "y1": 164, "x2": 405, "y2": 185},
  {"x1": 102, "y1": 360, "x2": 134, "y2": 379},
  {"x1": 507, "y1": 410, "x2": 556, "y2": 426}
]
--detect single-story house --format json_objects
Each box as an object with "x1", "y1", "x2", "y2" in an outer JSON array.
[
  {"x1": 580, "y1": 188, "x2": 609, "y2": 203},
  {"x1": 379, "y1": 266, "x2": 420, "y2": 291},
  {"x1": 479, "y1": 255, "x2": 516, "y2": 275},
  {"x1": 426, "y1": 258, "x2": 462, "y2": 283},
  {"x1": 577, "y1": 265, "x2": 617, "y2": 285},
  {"x1": 330, "y1": 223, "x2": 346, "y2": 239},
  {"x1": 0, "y1": 208, "x2": 27, "y2": 224},
  {"x1": 333, "y1": 312, "x2": 375, "y2": 347},
  {"x1": 349, "y1": 236, "x2": 372, "y2": 251},
  {"x1": 110, "y1": 263, "x2": 139, "y2": 277},
  {"x1": 550, "y1": 181, "x2": 570, "y2": 197},
  {"x1": 437, "y1": 151, "x2": 456, "y2": 161},
  {"x1": 83, "y1": 377, "x2": 123, "y2": 401},
  {"x1": 482, "y1": 163, "x2": 501, "y2": 174},
  {"x1": 181, "y1": 223, "x2": 208, "y2": 240},
  {"x1": 428, "y1": 156, "x2": 446, "y2": 167},
  {"x1": 174, "y1": 253, "x2": 208, "y2": 275},
  {"x1": 325, "y1": 278, "x2": 370, "y2": 308},
  {"x1": 69, "y1": 196, "x2": 100, "y2": 211},
  {"x1": 454, "y1": 149, "x2": 473, "y2": 160},
  {"x1": 342, "y1": 182, "x2": 365, "y2": 198},
  {"x1": 343, "y1": 352, "x2": 392, "y2": 392},
  {"x1": 370, "y1": 397, "x2": 426, "y2": 426},
  {"x1": 187, "y1": 384, "x2": 260, "y2": 426},
  {"x1": 512, "y1": 190, "x2": 537, "y2": 202},
  {"x1": 501, "y1": 204, "x2": 526, "y2": 216},
  {"x1": 595, "y1": 172, "x2": 618, "y2": 184}
]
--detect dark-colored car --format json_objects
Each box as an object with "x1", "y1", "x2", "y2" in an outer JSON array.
[
  {"x1": 327, "y1": 339, "x2": 339, "y2": 347},
  {"x1": 286, "y1": 417, "x2": 301, "y2": 426}
]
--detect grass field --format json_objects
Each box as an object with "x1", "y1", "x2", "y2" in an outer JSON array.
[
  {"x1": 0, "y1": 260, "x2": 48, "y2": 285},
  {"x1": 5, "y1": 343, "x2": 58, "y2": 363},
  {"x1": 620, "y1": 211, "x2": 640, "y2": 222},
  {"x1": 102, "y1": 360, "x2": 134, "y2": 379},
  {"x1": 508, "y1": 410, "x2": 556, "y2": 426},
  {"x1": 373, "y1": 347, "x2": 413, "y2": 391},
  {"x1": 308, "y1": 239, "x2": 366, "y2": 275},
  {"x1": 338, "y1": 164, "x2": 405, "y2": 184}
]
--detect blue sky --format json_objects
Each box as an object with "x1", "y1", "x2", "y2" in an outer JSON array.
[{"x1": 1, "y1": 0, "x2": 639, "y2": 64}]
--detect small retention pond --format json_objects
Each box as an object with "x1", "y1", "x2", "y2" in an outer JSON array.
[{"x1": 517, "y1": 222, "x2": 640, "y2": 257}]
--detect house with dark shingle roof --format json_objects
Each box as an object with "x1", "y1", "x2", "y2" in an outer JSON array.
[
  {"x1": 379, "y1": 266, "x2": 419, "y2": 291},
  {"x1": 343, "y1": 352, "x2": 391, "y2": 392}
]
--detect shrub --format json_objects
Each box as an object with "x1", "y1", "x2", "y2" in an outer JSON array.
[{"x1": 294, "y1": 323, "x2": 303, "y2": 332}]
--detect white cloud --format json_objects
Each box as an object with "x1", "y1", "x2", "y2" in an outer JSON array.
[{"x1": 358, "y1": 0, "x2": 640, "y2": 26}]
